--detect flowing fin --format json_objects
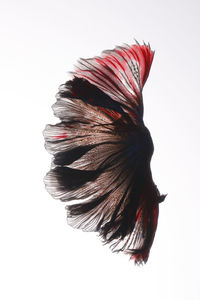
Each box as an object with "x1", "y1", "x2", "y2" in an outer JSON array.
[
  {"x1": 44, "y1": 42, "x2": 165, "y2": 264},
  {"x1": 73, "y1": 43, "x2": 154, "y2": 124}
]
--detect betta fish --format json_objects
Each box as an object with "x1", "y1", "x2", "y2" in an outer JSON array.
[{"x1": 43, "y1": 41, "x2": 166, "y2": 264}]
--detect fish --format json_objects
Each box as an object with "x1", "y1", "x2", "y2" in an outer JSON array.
[{"x1": 43, "y1": 41, "x2": 166, "y2": 264}]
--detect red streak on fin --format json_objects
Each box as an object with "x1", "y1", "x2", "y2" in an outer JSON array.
[
  {"x1": 54, "y1": 133, "x2": 67, "y2": 139},
  {"x1": 99, "y1": 107, "x2": 121, "y2": 120}
]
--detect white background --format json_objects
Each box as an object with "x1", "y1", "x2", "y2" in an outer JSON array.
[{"x1": 1, "y1": 0, "x2": 200, "y2": 299}]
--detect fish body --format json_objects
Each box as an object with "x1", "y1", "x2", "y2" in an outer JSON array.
[{"x1": 44, "y1": 42, "x2": 166, "y2": 264}]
